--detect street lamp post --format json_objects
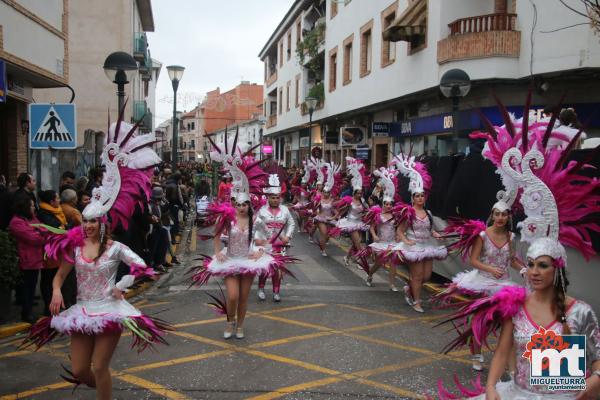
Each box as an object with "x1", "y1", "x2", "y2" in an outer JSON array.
[
  {"x1": 167, "y1": 65, "x2": 185, "y2": 168},
  {"x1": 440, "y1": 69, "x2": 471, "y2": 154},
  {"x1": 103, "y1": 51, "x2": 138, "y2": 111},
  {"x1": 305, "y1": 96, "x2": 318, "y2": 159}
]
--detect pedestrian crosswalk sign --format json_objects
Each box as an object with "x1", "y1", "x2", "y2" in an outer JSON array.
[{"x1": 29, "y1": 103, "x2": 77, "y2": 149}]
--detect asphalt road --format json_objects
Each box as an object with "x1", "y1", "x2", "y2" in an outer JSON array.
[{"x1": 0, "y1": 225, "x2": 489, "y2": 399}]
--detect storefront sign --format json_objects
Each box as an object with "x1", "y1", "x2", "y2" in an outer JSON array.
[
  {"x1": 372, "y1": 122, "x2": 390, "y2": 137},
  {"x1": 262, "y1": 145, "x2": 273, "y2": 154},
  {"x1": 0, "y1": 60, "x2": 6, "y2": 103},
  {"x1": 390, "y1": 103, "x2": 600, "y2": 137},
  {"x1": 356, "y1": 145, "x2": 369, "y2": 160}
]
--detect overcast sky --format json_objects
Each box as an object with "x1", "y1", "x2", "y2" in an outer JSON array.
[{"x1": 148, "y1": 0, "x2": 292, "y2": 125}]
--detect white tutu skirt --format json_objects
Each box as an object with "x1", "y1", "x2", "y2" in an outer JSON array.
[
  {"x1": 206, "y1": 254, "x2": 275, "y2": 277},
  {"x1": 51, "y1": 298, "x2": 141, "y2": 335},
  {"x1": 336, "y1": 218, "x2": 369, "y2": 233},
  {"x1": 452, "y1": 270, "x2": 516, "y2": 296},
  {"x1": 470, "y1": 380, "x2": 576, "y2": 399},
  {"x1": 392, "y1": 239, "x2": 447, "y2": 262},
  {"x1": 369, "y1": 242, "x2": 396, "y2": 254}
]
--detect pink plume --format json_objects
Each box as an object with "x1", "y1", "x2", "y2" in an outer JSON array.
[
  {"x1": 363, "y1": 206, "x2": 382, "y2": 226},
  {"x1": 44, "y1": 227, "x2": 85, "y2": 263},
  {"x1": 443, "y1": 219, "x2": 487, "y2": 261},
  {"x1": 109, "y1": 167, "x2": 152, "y2": 231},
  {"x1": 413, "y1": 161, "x2": 432, "y2": 192},
  {"x1": 391, "y1": 203, "x2": 415, "y2": 226}
]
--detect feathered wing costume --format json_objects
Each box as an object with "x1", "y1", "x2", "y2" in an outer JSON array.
[
  {"x1": 431, "y1": 97, "x2": 600, "y2": 399},
  {"x1": 190, "y1": 131, "x2": 297, "y2": 294},
  {"x1": 22, "y1": 109, "x2": 171, "y2": 354},
  {"x1": 390, "y1": 153, "x2": 447, "y2": 262},
  {"x1": 331, "y1": 157, "x2": 370, "y2": 236}
]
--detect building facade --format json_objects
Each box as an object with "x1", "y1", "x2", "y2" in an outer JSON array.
[
  {"x1": 0, "y1": 0, "x2": 69, "y2": 183},
  {"x1": 32, "y1": 0, "x2": 158, "y2": 183},
  {"x1": 260, "y1": 0, "x2": 600, "y2": 168},
  {"x1": 209, "y1": 118, "x2": 266, "y2": 161}
]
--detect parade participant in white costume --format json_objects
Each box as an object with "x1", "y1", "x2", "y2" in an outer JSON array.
[
  {"x1": 363, "y1": 167, "x2": 402, "y2": 291},
  {"x1": 391, "y1": 153, "x2": 447, "y2": 313},
  {"x1": 314, "y1": 161, "x2": 341, "y2": 257},
  {"x1": 256, "y1": 174, "x2": 296, "y2": 302},
  {"x1": 22, "y1": 115, "x2": 171, "y2": 400},
  {"x1": 332, "y1": 157, "x2": 370, "y2": 268},
  {"x1": 191, "y1": 132, "x2": 296, "y2": 337}
]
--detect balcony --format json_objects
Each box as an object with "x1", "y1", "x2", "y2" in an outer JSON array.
[
  {"x1": 133, "y1": 100, "x2": 152, "y2": 132},
  {"x1": 133, "y1": 32, "x2": 148, "y2": 62},
  {"x1": 140, "y1": 50, "x2": 152, "y2": 80},
  {"x1": 266, "y1": 71, "x2": 278, "y2": 88},
  {"x1": 266, "y1": 114, "x2": 277, "y2": 129},
  {"x1": 437, "y1": 13, "x2": 520, "y2": 64}
]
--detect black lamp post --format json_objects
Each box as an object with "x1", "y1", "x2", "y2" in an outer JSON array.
[
  {"x1": 167, "y1": 65, "x2": 185, "y2": 167},
  {"x1": 103, "y1": 51, "x2": 138, "y2": 111},
  {"x1": 440, "y1": 69, "x2": 471, "y2": 154},
  {"x1": 305, "y1": 96, "x2": 318, "y2": 159}
]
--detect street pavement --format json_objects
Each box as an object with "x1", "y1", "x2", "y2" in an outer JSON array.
[{"x1": 0, "y1": 224, "x2": 490, "y2": 399}]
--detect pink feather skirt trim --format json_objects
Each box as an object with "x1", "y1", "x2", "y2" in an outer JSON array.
[{"x1": 335, "y1": 218, "x2": 369, "y2": 233}]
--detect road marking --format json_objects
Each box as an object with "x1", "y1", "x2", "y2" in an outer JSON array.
[
  {"x1": 335, "y1": 303, "x2": 407, "y2": 320},
  {"x1": 172, "y1": 317, "x2": 224, "y2": 328},
  {"x1": 255, "y1": 313, "x2": 333, "y2": 331},
  {"x1": 137, "y1": 301, "x2": 172, "y2": 309},
  {"x1": 172, "y1": 331, "x2": 235, "y2": 350},
  {"x1": 244, "y1": 377, "x2": 343, "y2": 400},
  {"x1": 0, "y1": 382, "x2": 72, "y2": 400},
  {"x1": 260, "y1": 303, "x2": 327, "y2": 315},
  {"x1": 116, "y1": 373, "x2": 191, "y2": 399},
  {"x1": 249, "y1": 331, "x2": 335, "y2": 349},
  {"x1": 123, "y1": 350, "x2": 233, "y2": 373},
  {"x1": 355, "y1": 378, "x2": 422, "y2": 399}
]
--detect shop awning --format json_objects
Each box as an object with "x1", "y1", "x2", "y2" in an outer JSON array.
[{"x1": 382, "y1": 0, "x2": 427, "y2": 42}]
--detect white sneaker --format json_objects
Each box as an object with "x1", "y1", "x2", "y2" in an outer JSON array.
[
  {"x1": 390, "y1": 285, "x2": 399, "y2": 292},
  {"x1": 308, "y1": 237, "x2": 314, "y2": 243},
  {"x1": 235, "y1": 327, "x2": 245, "y2": 339},
  {"x1": 321, "y1": 251, "x2": 328, "y2": 257},
  {"x1": 257, "y1": 289, "x2": 266, "y2": 301},
  {"x1": 273, "y1": 293, "x2": 281, "y2": 302},
  {"x1": 223, "y1": 321, "x2": 236, "y2": 339},
  {"x1": 411, "y1": 301, "x2": 425, "y2": 313},
  {"x1": 365, "y1": 276, "x2": 373, "y2": 287}
]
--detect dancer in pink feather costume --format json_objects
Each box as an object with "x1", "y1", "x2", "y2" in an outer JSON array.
[{"x1": 21, "y1": 114, "x2": 171, "y2": 400}]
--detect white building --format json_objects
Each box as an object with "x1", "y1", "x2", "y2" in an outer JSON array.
[
  {"x1": 209, "y1": 118, "x2": 266, "y2": 160},
  {"x1": 0, "y1": 0, "x2": 69, "y2": 182},
  {"x1": 260, "y1": 0, "x2": 600, "y2": 168}
]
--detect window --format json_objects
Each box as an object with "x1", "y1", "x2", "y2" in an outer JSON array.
[
  {"x1": 191, "y1": 121, "x2": 195, "y2": 130},
  {"x1": 343, "y1": 34, "x2": 354, "y2": 85},
  {"x1": 286, "y1": 81, "x2": 291, "y2": 112},
  {"x1": 287, "y1": 31, "x2": 292, "y2": 60},
  {"x1": 278, "y1": 88, "x2": 283, "y2": 114},
  {"x1": 330, "y1": 0, "x2": 338, "y2": 18},
  {"x1": 191, "y1": 139, "x2": 195, "y2": 149},
  {"x1": 329, "y1": 46, "x2": 338, "y2": 92},
  {"x1": 279, "y1": 42, "x2": 284, "y2": 67},
  {"x1": 360, "y1": 20, "x2": 373, "y2": 77},
  {"x1": 381, "y1": 2, "x2": 398, "y2": 67},
  {"x1": 296, "y1": 20, "x2": 302, "y2": 44},
  {"x1": 295, "y1": 74, "x2": 301, "y2": 108}
]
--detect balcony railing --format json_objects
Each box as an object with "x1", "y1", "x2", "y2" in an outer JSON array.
[
  {"x1": 133, "y1": 100, "x2": 152, "y2": 132},
  {"x1": 133, "y1": 32, "x2": 148, "y2": 61},
  {"x1": 448, "y1": 13, "x2": 517, "y2": 35},
  {"x1": 266, "y1": 71, "x2": 278, "y2": 87},
  {"x1": 266, "y1": 114, "x2": 277, "y2": 129}
]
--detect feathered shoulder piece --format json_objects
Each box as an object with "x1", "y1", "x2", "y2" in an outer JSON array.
[
  {"x1": 30, "y1": 224, "x2": 85, "y2": 263},
  {"x1": 83, "y1": 102, "x2": 159, "y2": 229},
  {"x1": 203, "y1": 202, "x2": 237, "y2": 236},
  {"x1": 334, "y1": 195, "x2": 353, "y2": 209},
  {"x1": 443, "y1": 219, "x2": 487, "y2": 261},
  {"x1": 436, "y1": 285, "x2": 527, "y2": 353},
  {"x1": 363, "y1": 206, "x2": 382, "y2": 226},
  {"x1": 391, "y1": 203, "x2": 415, "y2": 226}
]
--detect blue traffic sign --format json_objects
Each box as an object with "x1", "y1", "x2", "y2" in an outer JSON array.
[{"x1": 29, "y1": 103, "x2": 77, "y2": 149}]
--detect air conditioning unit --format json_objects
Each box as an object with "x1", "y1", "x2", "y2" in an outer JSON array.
[{"x1": 339, "y1": 126, "x2": 366, "y2": 146}]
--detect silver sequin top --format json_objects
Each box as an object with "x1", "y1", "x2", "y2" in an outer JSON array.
[
  {"x1": 226, "y1": 222, "x2": 250, "y2": 258},
  {"x1": 512, "y1": 301, "x2": 600, "y2": 395},
  {"x1": 406, "y1": 214, "x2": 432, "y2": 242},
  {"x1": 318, "y1": 202, "x2": 335, "y2": 219},
  {"x1": 347, "y1": 201, "x2": 365, "y2": 222},
  {"x1": 477, "y1": 231, "x2": 513, "y2": 281},
  {"x1": 376, "y1": 214, "x2": 396, "y2": 243},
  {"x1": 74, "y1": 242, "x2": 145, "y2": 302}
]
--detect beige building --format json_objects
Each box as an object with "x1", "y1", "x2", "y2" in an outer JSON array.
[
  {"x1": 34, "y1": 0, "x2": 157, "y2": 179},
  {"x1": 0, "y1": 0, "x2": 69, "y2": 183}
]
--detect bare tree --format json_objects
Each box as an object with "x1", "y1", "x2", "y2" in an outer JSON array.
[{"x1": 560, "y1": 0, "x2": 600, "y2": 34}]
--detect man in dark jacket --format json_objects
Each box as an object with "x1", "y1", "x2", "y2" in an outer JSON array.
[{"x1": 165, "y1": 172, "x2": 183, "y2": 244}]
